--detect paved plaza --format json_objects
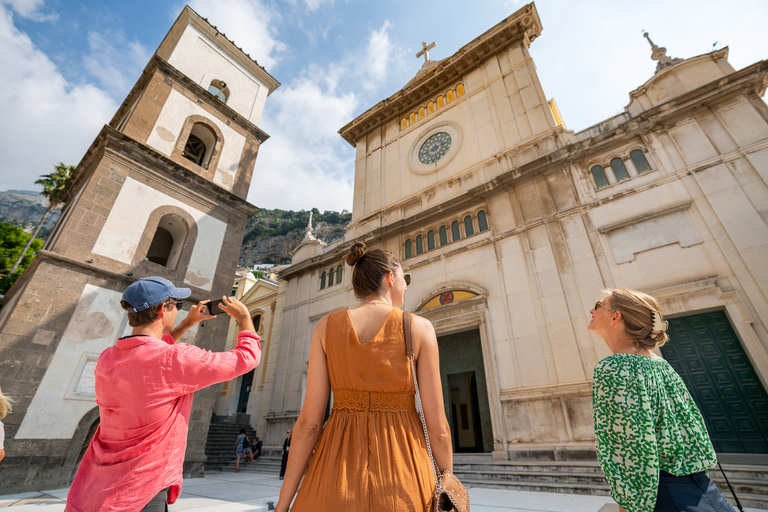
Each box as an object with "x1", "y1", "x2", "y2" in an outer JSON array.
[
  {"x1": 1, "y1": 471, "x2": 762, "y2": 512},
  {"x1": 0, "y1": 471, "x2": 616, "y2": 511}
]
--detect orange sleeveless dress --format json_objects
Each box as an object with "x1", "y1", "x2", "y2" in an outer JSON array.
[{"x1": 291, "y1": 308, "x2": 436, "y2": 511}]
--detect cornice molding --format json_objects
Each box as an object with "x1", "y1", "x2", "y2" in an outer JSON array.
[
  {"x1": 109, "y1": 55, "x2": 270, "y2": 144},
  {"x1": 62, "y1": 125, "x2": 259, "y2": 218}
]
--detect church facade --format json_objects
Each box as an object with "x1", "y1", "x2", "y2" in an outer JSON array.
[
  {"x1": 254, "y1": 3, "x2": 768, "y2": 462},
  {"x1": 0, "y1": 7, "x2": 278, "y2": 492}
]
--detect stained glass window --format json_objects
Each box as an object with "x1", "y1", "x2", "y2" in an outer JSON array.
[
  {"x1": 591, "y1": 165, "x2": 609, "y2": 190},
  {"x1": 478, "y1": 210, "x2": 489, "y2": 232},
  {"x1": 611, "y1": 157, "x2": 630, "y2": 181},
  {"x1": 630, "y1": 150, "x2": 651, "y2": 174},
  {"x1": 418, "y1": 132, "x2": 452, "y2": 164},
  {"x1": 464, "y1": 216, "x2": 474, "y2": 237}
]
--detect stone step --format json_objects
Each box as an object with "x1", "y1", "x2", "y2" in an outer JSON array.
[
  {"x1": 453, "y1": 460, "x2": 768, "y2": 507},
  {"x1": 454, "y1": 468, "x2": 608, "y2": 485},
  {"x1": 460, "y1": 477, "x2": 611, "y2": 496}
]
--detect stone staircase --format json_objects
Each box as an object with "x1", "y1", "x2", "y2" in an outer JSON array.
[
  {"x1": 203, "y1": 415, "x2": 262, "y2": 472},
  {"x1": 452, "y1": 454, "x2": 768, "y2": 509}
]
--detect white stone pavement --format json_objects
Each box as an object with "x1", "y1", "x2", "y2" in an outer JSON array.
[{"x1": 1, "y1": 472, "x2": 761, "y2": 511}]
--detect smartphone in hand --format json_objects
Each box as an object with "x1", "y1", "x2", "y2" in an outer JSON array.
[{"x1": 206, "y1": 299, "x2": 227, "y2": 316}]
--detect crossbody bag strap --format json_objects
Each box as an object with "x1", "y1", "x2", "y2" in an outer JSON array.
[
  {"x1": 403, "y1": 311, "x2": 441, "y2": 490},
  {"x1": 717, "y1": 460, "x2": 744, "y2": 511}
]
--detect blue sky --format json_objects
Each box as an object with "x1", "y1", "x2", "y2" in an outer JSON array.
[{"x1": 1, "y1": 0, "x2": 767, "y2": 212}]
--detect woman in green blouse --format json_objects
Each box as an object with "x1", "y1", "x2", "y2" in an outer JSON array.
[{"x1": 589, "y1": 289, "x2": 733, "y2": 512}]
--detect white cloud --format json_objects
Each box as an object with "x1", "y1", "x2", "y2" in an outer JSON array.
[
  {"x1": 0, "y1": 4, "x2": 116, "y2": 191},
  {"x1": 364, "y1": 21, "x2": 393, "y2": 88},
  {"x1": 82, "y1": 30, "x2": 150, "y2": 98},
  {"x1": 249, "y1": 75, "x2": 358, "y2": 212},
  {"x1": 303, "y1": 0, "x2": 333, "y2": 11},
  {"x1": 187, "y1": 0, "x2": 286, "y2": 70},
  {"x1": 0, "y1": 0, "x2": 56, "y2": 21}
]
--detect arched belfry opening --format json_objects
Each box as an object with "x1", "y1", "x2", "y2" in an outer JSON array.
[
  {"x1": 182, "y1": 122, "x2": 217, "y2": 169},
  {"x1": 207, "y1": 79, "x2": 230, "y2": 103},
  {"x1": 145, "y1": 214, "x2": 188, "y2": 269}
]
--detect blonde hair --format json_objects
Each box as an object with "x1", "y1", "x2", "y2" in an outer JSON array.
[
  {"x1": 605, "y1": 289, "x2": 669, "y2": 350},
  {"x1": 0, "y1": 387, "x2": 13, "y2": 419}
]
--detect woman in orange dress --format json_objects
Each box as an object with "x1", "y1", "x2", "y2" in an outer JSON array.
[{"x1": 275, "y1": 242, "x2": 452, "y2": 512}]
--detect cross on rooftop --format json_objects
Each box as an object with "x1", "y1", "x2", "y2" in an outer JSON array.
[{"x1": 416, "y1": 41, "x2": 436, "y2": 65}]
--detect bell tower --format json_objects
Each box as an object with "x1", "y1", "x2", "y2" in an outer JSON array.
[{"x1": 0, "y1": 6, "x2": 279, "y2": 493}]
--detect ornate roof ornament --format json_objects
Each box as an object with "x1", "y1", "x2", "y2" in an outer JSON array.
[
  {"x1": 644, "y1": 32, "x2": 683, "y2": 74},
  {"x1": 302, "y1": 211, "x2": 316, "y2": 242},
  {"x1": 416, "y1": 41, "x2": 437, "y2": 69}
]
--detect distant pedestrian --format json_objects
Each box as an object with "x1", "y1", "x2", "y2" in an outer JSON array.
[
  {"x1": 252, "y1": 437, "x2": 263, "y2": 460},
  {"x1": 0, "y1": 386, "x2": 13, "y2": 463},
  {"x1": 235, "y1": 428, "x2": 253, "y2": 473},
  {"x1": 278, "y1": 430, "x2": 291, "y2": 479}
]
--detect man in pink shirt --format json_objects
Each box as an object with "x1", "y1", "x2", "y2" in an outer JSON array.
[{"x1": 65, "y1": 276, "x2": 260, "y2": 512}]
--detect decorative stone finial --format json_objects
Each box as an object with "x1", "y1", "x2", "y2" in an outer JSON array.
[
  {"x1": 416, "y1": 41, "x2": 436, "y2": 68},
  {"x1": 302, "y1": 211, "x2": 316, "y2": 242},
  {"x1": 644, "y1": 32, "x2": 683, "y2": 74}
]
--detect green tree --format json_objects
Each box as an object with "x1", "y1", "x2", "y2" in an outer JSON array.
[
  {"x1": 0, "y1": 222, "x2": 43, "y2": 294},
  {"x1": 9, "y1": 163, "x2": 75, "y2": 275},
  {"x1": 251, "y1": 270, "x2": 264, "y2": 279}
]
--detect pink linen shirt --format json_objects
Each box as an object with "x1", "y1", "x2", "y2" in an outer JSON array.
[{"x1": 65, "y1": 330, "x2": 260, "y2": 512}]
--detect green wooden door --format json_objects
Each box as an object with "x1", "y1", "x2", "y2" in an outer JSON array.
[{"x1": 660, "y1": 311, "x2": 768, "y2": 453}]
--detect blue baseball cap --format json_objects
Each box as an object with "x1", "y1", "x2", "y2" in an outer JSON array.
[{"x1": 122, "y1": 276, "x2": 191, "y2": 313}]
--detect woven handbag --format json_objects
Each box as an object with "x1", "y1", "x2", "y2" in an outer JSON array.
[{"x1": 403, "y1": 311, "x2": 471, "y2": 512}]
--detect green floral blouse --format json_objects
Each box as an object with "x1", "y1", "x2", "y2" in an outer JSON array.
[{"x1": 592, "y1": 353, "x2": 717, "y2": 512}]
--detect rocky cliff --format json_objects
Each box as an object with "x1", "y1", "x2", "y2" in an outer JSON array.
[{"x1": 0, "y1": 190, "x2": 350, "y2": 266}]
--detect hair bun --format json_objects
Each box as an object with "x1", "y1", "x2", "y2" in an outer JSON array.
[{"x1": 345, "y1": 242, "x2": 367, "y2": 267}]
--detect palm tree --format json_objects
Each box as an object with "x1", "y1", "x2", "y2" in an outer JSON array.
[{"x1": 8, "y1": 163, "x2": 75, "y2": 275}]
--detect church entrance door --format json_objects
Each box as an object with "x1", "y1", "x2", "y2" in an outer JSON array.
[
  {"x1": 661, "y1": 311, "x2": 768, "y2": 453},
  {"x1": 437, "y1": 329, "x2": 492, "y2": 453},
  {"x1": 237, "y1": 369, "x2": 255, "y2": 413}
]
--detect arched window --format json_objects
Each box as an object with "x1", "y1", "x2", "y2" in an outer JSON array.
[
  {"x1": 427, "y1": 230, "x2": 436, "y2": 250},
  {"x1": 478, "y1": 210, "x2": 489, "y2": 232},
  {"x1": 451, "y1": 221, "x2": 461, "y2": 242},
  {"x1": 416, "y1": 235, "x2": 423, "y2": 255},
  {"x1": 183, "y1": 123, "x2": 217, "y2": 169},
  {"x1": 439, "y1": 226, "x2": 448, "y2": 246},
  {"x1": 146, "y1": 228, "x2": 173, "y2": 266},
  {"x1": 591, "y1": 165, "x2": 609, "y2": 190},
  {"x1": 610, "y1": 157, "x2": 630, "y2": 182},
  {"x1": 252, "y1": 314, "x2": 262, "y2": 332},
  {"x1": 405, "y1": 239, "x2": 412, "y2": 259},
  {"x1": 328, "y1": 267, "x2": 335, "y2": 286},
  {"x1": 464, "y1": 215, "x2": 474, "y2": 237},
  {"x1": 207, "y1": 79, "x2": 230, "y2": 103},
  {"x1": 320, "y1": 272, "x2": 326, "y2": 290},
  {"x1": 336, "y1": 265, "x2": 342, "y2": 284},
  {"x1": 630, "y1": 150, "x2": 651, "y2": 174},
  {"x1": 145, "y1": 213, "x2": 187, "y2": 269}
]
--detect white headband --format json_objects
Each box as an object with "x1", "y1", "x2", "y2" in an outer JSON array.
[{"x1": 651, "y1": 311, "x2": 668, "y2": 333}]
